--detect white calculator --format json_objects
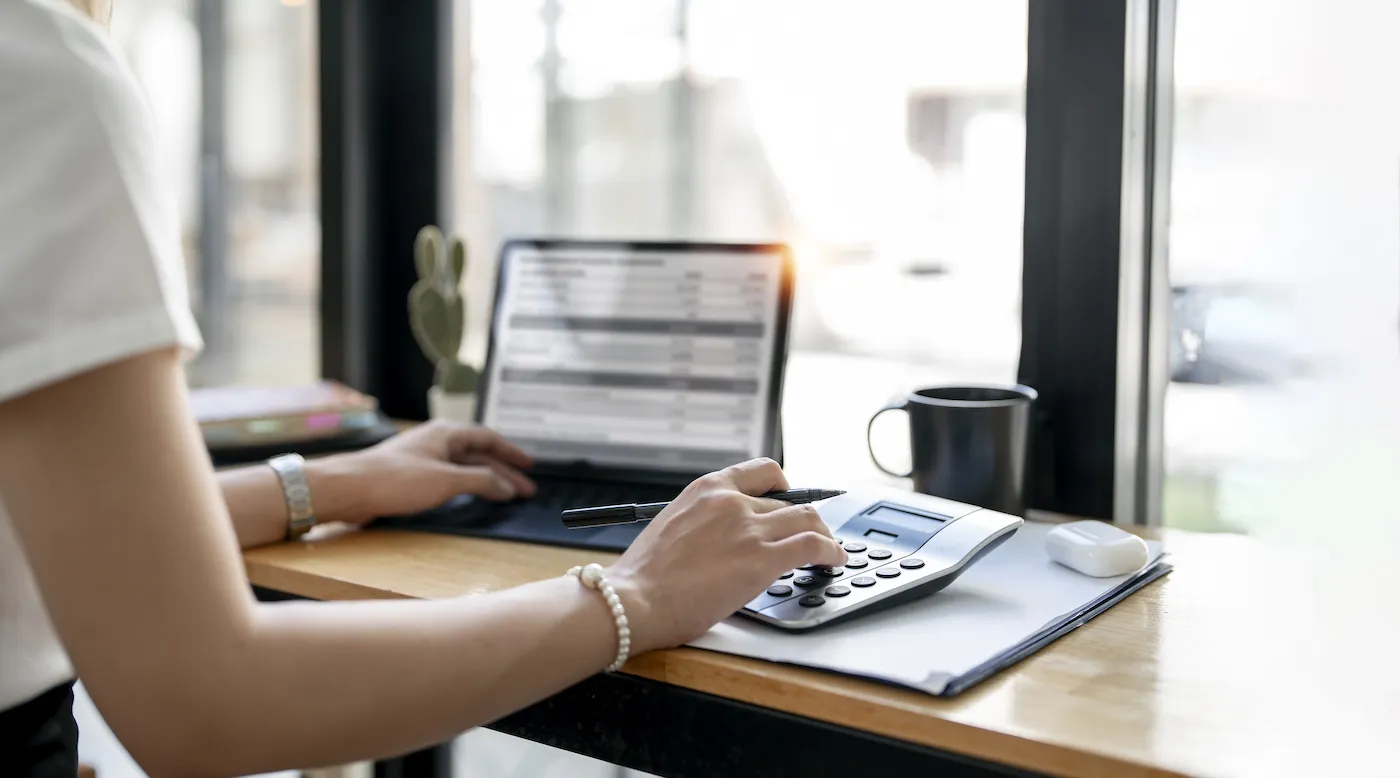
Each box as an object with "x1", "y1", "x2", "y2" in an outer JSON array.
[{"x1": 738, "y1": 489, "x2": 1023, "y2": 631}]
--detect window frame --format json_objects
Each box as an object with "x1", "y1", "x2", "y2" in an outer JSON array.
[
  {"x1": 1017, "y1": 0, "x2": 1172, "y2": 522},
  {"x1": 319, "y1": 0, "x2": 454, "y2": 421}
]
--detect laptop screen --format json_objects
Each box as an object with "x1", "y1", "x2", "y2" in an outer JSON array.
[{"x1": 479, "y1": 241, "x2": 790, "y2": 474}]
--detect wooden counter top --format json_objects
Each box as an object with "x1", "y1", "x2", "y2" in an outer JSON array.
[{"x1": 244, "y1": 523, "x2": 1400, "y2": 778}]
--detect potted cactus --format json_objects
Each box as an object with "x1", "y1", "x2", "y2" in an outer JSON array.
[{"x1": 409, "y1": 225, "x2": 480, "y2": 422}]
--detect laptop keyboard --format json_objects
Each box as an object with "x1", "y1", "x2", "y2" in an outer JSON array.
[
  {"x1": 373, "y1": 475, "x2": 684, "y2": 552},
  {"x1": 456, "y1": 477, "x2": 681, "y2": 519},
  {"x1": 532, "y1": 479, "x2": 678, "y2": 512}
]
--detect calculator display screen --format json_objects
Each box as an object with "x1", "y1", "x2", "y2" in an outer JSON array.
[{"x1": 867, "y1": 505, "x2": 947, "y2": 535}]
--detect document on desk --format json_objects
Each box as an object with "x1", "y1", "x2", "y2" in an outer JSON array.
[{"x1": 688, "y1": 520, "x2": 1171, "y2": 696}]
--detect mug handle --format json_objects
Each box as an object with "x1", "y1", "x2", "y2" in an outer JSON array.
[{"x1": 866, "y1": 402, "x2": 913, "y2": 478}]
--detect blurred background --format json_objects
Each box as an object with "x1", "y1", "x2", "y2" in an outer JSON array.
[
  {"x1": 81, "y1": 0, "x2": 1400, "y2": 775},
  {"x1": 107, "y1": 0, "x2": 1400, "y2": 541},
  {"x1": 109, "y1": 0, "x2": 321, "y2": 387}
]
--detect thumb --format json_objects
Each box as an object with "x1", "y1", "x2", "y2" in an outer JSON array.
[{"x1": 438, "y1": 463, "x2": 517, "y2": 501}]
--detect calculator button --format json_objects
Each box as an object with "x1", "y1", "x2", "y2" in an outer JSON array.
[
  {"x1": 844, "y1": 558, "x2": 868, "y2": 570},
  {"x1": 876, "y1": 568, "x2": 902, "y2": 579},
  {"x1": 842, "y1": 542, "x2": 867, "y2": 553},
  {"x1": 799, "y1": 595, "x2": 826, "y2": 608},
  {"x1": 793, "y1": 575, "x2": 821, "y2": 588},
  {"x1": 816, "y1": 567, "x2": 843, "y2": 578},
  {"x1": 868, "y1": 549, "x2": 893, "y2": 560},
  {"x1": 778, "y1": 570, "x2": 794, "y2": 579},
  {"x1": 798, "y1": 564, "x2": 821, "y2": 570},
  {"x1": 851, "y1": 576, "x2": 877, "y2": 587},
  {"x1": 824, "y1": 585, "x2": 851, "y2": 597},
  {"x1": 899, "y1": 558, "x2": 926, "y2": 570},
  {"x1": 766, "y1": 585, "x2": 793, "y2": 597}
]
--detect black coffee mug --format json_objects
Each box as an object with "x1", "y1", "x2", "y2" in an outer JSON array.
[{"x1": 866, "y1": 384, "x2": 1037, "y2": 516}]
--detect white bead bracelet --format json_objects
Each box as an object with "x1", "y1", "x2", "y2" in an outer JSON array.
[{"x1": 567, "y1": 562, "x2": 631, "y2": 672}]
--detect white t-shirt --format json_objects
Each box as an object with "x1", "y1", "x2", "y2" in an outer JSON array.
[{"x1": 0, "y1": 0, "x2": 203, "y2": 711}]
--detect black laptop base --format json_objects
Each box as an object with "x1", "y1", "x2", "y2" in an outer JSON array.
[{"x1": 371, "y1": 478, "x2": 682, "y2": 553}]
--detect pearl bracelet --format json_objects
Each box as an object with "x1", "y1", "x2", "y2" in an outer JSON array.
[{"x1": 567, "y1": 563, "x2": 631, "y2": 672}]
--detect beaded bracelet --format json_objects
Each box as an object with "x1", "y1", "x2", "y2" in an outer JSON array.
[{"x1": 567, "y1": 563, "x2": 631, "y2": 672}]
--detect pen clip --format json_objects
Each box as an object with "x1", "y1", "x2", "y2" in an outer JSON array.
[{"x1": 561, "y1": 503, "x2": 638, "y2": 529}]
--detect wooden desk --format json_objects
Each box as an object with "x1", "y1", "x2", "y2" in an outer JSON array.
[{"x1": 244, "y1": 523, "x2": 1400, "y2": 778}]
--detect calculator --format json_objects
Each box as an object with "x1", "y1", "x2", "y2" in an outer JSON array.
[{"x1": 738, "y1": 490, "x2": 1023, "y2": 631}]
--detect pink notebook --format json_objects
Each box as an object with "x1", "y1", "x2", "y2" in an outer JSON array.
[{"x1": 190, "y1": 381, "x2": 381, "y2": 447}]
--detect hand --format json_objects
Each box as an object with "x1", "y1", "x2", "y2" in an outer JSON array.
[
  {"x1": 320, "y1": 420, "x2": 537, "y2": 524},
  {"x1": 604, "y1": 458, "x2": 847, "y2": 654}
]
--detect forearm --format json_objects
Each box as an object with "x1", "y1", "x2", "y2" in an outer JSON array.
[
  {"x1": 219, "y1": 456, "x2": 365, "y2": 548},
  {"x1": 189, "y1": 575, "x2": 623, "y2": 776},
  {"x1": 0, "y1": 350, "x2": 621, "y2": 776}
]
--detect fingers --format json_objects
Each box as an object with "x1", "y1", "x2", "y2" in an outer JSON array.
[
  {"x1": 438, "y1": 422, "x2": 534, "y2": 469},
  {"x1": 442, "y1": 463, "x2": 519, "y2": 501},
  {"x1": 719, "y1": 458, "x2": 789, "y2": 496},
  {"x1": 747, "y1": 496, "x2": 791, "y2": 514},
  {"x1": 770, "y1": 530, "x2": 847, "y2": 570},
  {"x1": 754, "y1": 503, "x2": 835, "y2": 543},
  {"x1": 457, "y1": 453, "x2": 536, "y2": 497}
]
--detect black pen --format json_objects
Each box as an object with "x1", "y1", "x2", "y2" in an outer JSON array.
[{"x1": 561, "y1": 488, "x2": 847, "y2": 529}]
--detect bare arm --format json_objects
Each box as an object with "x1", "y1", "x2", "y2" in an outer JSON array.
[
  {"x1": 0, "y1": 349, "x2": 622, "y2": 775},
  {"x1": 0, "y1": 348, "x2": 844, "y2": 777}
]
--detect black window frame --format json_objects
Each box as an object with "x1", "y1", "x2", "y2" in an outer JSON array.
[
  {"x1": 319, "y1": 0, "x2": 454, "y2": 421},
  {"x1": 1017, "y1": 0, "x2": 1170, "y2": 521}
]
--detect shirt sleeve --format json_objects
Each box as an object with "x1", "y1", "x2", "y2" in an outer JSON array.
[{"x1": 0, "y1": 1, "x2": 203, "y2": 404}]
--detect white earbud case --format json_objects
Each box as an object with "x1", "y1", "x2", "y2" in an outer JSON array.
[{"x1": 1045, "y1": 520, "x2": 1150, "y2": 578}]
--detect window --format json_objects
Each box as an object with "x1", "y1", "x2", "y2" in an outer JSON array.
[
  {"x1": 455, "y1": 0, "x2": 1029, "y2": 483},
  {"x1": 110, "y1": 0, "x2": 320, "y2": 388},
  {"x1": 1162, "y1": 0, "x2": 1400, "y2": 540}
]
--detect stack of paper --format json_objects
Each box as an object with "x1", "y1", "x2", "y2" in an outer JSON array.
[{"x1": 688, "y1": 520, "x2": 1170, "y2": 696}]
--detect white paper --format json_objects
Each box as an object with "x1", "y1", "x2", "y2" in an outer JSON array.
[{"x1": 687, "y1": 520, "x2": 1165, "y2": 694}]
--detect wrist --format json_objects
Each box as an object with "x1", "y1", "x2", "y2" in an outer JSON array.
[
  {"x1": 300, "y1": 454, "x2": 368, "y2": 526},
  {"x1": 567, "y1": 563, "x2": 653, "y2": 671},
  {"x1": 602, "y1": 568, "x2": 656, "y2": 656}
]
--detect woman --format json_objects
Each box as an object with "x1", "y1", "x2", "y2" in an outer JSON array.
[{"x1": 0, "y1": 1, "x2": 847, "y2": 775}]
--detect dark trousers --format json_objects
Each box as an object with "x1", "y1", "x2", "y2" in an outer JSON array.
[{"x1": 0, "y1": 682, "x2": 79, "y2": 778}]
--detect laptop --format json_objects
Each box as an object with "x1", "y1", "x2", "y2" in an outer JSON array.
[{"x1": 374, "y1": 238, "x2": 795, "y2": 552}]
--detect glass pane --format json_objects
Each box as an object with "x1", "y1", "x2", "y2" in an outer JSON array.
[
  {"x1": 454, "y1": 0, "x2": 1028, "y2": 484},
  {"x1": 109, "y1": 0, "x2": 202, "y2": 294},
  {"x1": 1163, "y1": 1, "x2": 1400, "y2": 544},
  {"x1": 111, "y1": 0, "x2": 320, "y2": 388}
]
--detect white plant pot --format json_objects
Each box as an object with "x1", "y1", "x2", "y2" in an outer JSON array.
[{"x1": 428, "y1": 386, "x2": 477, "y2": 424}]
